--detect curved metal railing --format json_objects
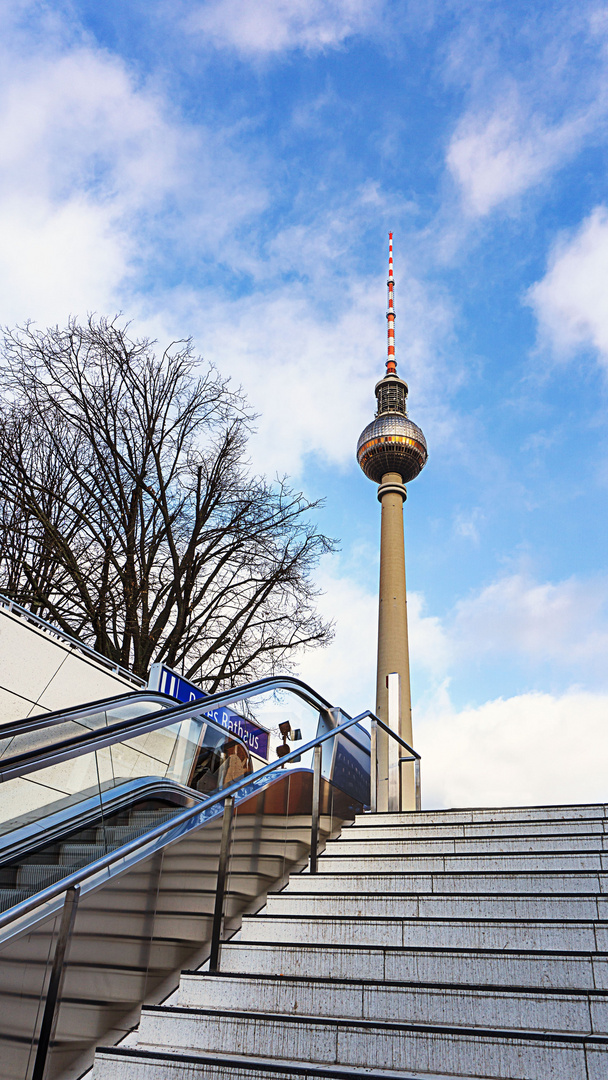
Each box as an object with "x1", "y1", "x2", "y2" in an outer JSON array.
[
  {"x1": 0, "y1": 675, "x2": 336, "y2": 782},
  {"x1": 0, "y1": 708, "x2": 418, "y2": 934}
]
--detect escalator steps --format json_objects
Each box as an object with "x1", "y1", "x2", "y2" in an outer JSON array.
[
  {"x1": 1, "y1": 806, "x2": 182, "y2": 914},
  {"x1": 98, "y1": 816, "x2": 177, "y2": 846},
  {"x1": 17, "y1": 864, "x2": 78, "y2": 888},
  {"x1": 127, "y1": 811, "x2": 179, "y2": 827},
  {"x1": 59, "y1": 844, "x2": 110, "y2": 863},
  {"x1": 0, "y1": 888, "x2": 29, "y2": 912}
]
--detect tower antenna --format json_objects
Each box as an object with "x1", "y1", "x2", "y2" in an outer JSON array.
[{"x1": 386, "y1": 232, "x2": 397, "y2": 375}]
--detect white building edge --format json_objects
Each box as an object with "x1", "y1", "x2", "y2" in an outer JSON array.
[{"x1": 0, "y1": 595, "x2": 144, "y2": 724}]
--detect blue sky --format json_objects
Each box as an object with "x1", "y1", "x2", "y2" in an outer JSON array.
[{"x1": 1, "y1": 0, "x2": 608, "y2": 806}]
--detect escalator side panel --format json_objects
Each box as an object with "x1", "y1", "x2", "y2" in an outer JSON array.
[{"x1": 0, "y1": 770, "x2": 362, "y2": 1080}]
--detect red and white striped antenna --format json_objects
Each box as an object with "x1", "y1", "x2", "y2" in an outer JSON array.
[{"x1": 386, "y1": 232, "x2": 397, "y2": 375}]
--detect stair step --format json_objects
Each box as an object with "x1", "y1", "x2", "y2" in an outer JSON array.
[
  {"x1": 177, "y1": 971, "x2": 608, "y2": 1035},
  {"x1": 357, "y1": 804, "x2": 608, "y2": 825},
  {"x1": 59, "y1": 843, "x2": 110, "y2": 863},
  {"x1": 319, "y1": 852, "x2": 608, "y2": 872},
  {"x1": 219, "y1": 940, "x2": 608, "y2": 990},
  {"x1": 17, "y1": 863, "x2": 78, "y2": 888},
  {"x1": 239, "y1": 912, "x2": 608, "y2": 952},
  {"x1": 130, "y1": 1003, "x2": 608, "y2": 1079},
  {"x1": 285, "y1": 869, "x2": 608, "y2": 894},
  {"x1": 324, "y1": 835, "x2": 608, "y2": 855},
  {"x1": 90, "y1": 801, "x2": 608, "y2": 1080},
  {"x1": 0, "y1": 887, "x2": 29, "y2": 912},
  {"x1": 94, "y1": 1045, "x2": 455, "y2": 1079},
  {"x1": 347, "y1": 821, "x2": 608, "y2": 838},
  {"x1": 265, "y1": 891, "x2": 608, "y2": 921}
]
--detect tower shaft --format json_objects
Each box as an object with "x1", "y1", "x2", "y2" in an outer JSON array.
[
  {"x1": 375, "y1": 473, "x2": 416, "y2": 810},
  {"x1": 357, "y1": 234, "x2": 427, "y2": 812}
]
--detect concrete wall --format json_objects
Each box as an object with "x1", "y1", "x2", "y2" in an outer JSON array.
[{"x1": 0, "y1": 603, "x2": 143, "y2": 725}]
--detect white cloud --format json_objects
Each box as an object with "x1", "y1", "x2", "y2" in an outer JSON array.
[
  {"x1": 447, "y1": 99, "x2": 590, "y2": 217},
  {"x1": 297, "y1": 564, "x2": 608, "y2": 726},
  {"x1": 451, "y1": 571, "x2": 608, "y2": 673},
  {"x1": 188, "y1": 0, "x2": 382, "y2": 55},
  {"x1": 453, "y1": 507, "x2": 484, "y2": 544},
  {"x1": 0, "y1": 10, "x2": 451, "y2": 481},
  {"x1": 418, "y1": 688, "x2": 608, "y2": 808},
  {"x1": 295, "y1": 561, "x2": 608, "y2": 808},
  {"x1": 296, "y1": 562, "x2": 450, "y2": 719},
  {"x1": 296, "y1": 560, "x2": 377, "y2": 717},
  {"x1": 0, "y1": 26, "x2": 267, "y2": 326},
  {"x1": 146, "y1": 223, "x2": 451, "y2": 478},
  {"x1": 528, "y1": 206, "x2": 608, "y2": 366}
]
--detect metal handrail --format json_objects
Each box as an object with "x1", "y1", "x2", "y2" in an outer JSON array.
[
  {"x1": 0, "y1": 593, "x2": 145, "y2": 686},
  {"x1": 0, "y1": 708, "x2": 416, "y2": 934},
  {"x1": 3, "y1": 706, "x2": 420, "y2": 1079},
  {"x1": 0, "y1": 674, "x2": 336, "y2": 782},
  {"x1": 0, "y1": 690, "x2": 176, "y2": 741}
]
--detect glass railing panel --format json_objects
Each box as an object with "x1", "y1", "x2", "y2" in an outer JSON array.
[
  {"x1": 0, "y1": 715, "x2": 251, "y2": 841},
  {"x1": 0, "y1": 754, "x2": 368, "y2": 1080},
  {"x1": 0, "y1": 695, "x2": 171, "y2": 763},
  {"x1": 0, "y1": 895, "x2": 61, "y2": 1080},
  {"x1": 211, "y1": 686, "x2": 371, "y2": 806},
  {"x1": 212, "y1": 686, "x2": 324, "y2": 765}
]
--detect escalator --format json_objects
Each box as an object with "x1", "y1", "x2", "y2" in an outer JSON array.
[{"x1": 0, "y1": 677, "x2": 372, "y2": 1080}]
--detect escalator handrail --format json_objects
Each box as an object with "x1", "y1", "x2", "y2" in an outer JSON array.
[
  {"x1": 0, "y1": 690, "x2": 177, "y2": 741},
  {"x1": 0, "y1": 709, "x2": 418, "y2": 934},
  {"x1": 0, "y1": 699, "x2": 252, "y2": 782},
  {"x1": 0, "y1": 776, "x2": 204, "y2": 867},
  {"x1": 0, "y1": 675, "x2": 339, "y2": 781}
]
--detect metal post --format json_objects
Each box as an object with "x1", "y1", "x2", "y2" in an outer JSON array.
[
  {"x1": 387, "y1": 673, "x2": 401, "y2": 812},
  {"x1": 414, "y1": 758, "x2": 421, "y2": 811},
  {"x1": 369, "y1": 719, "x2": 377, "y2": 813},
  {"x1": 208, "y1": 795, "x2": 234, "y2": 973},
  {"x1": 309, "y1": 744, "x2": 322, "y2": 873},
  {"x1": 32, "y1": 885, "x2": 80, "y2": 1080}
]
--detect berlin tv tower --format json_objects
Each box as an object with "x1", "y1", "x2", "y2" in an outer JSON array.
[{"x1": 357, "y1": 234, "x2": 428, "y2": 809}]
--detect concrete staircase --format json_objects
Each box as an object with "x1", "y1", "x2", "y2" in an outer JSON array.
[{"x1": 92, "y1": 803, "x2": 608, "y2": 1079}]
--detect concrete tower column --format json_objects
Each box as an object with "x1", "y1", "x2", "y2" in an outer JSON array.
[
  {"x1": 356, "y1": 234, "x2": 428, "y2": 814},
  {"x1": 375, "y1": 472, "x2": 415, "y2": 810}
]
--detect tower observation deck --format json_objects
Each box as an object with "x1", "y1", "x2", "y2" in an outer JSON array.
[{"x1": 357, "y1": 234, "x2": 427, "y2": 810}]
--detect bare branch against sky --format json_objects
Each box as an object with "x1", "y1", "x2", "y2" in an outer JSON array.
[{"x1": 0, "y1": 317, "x2": 334, "y2": 687}]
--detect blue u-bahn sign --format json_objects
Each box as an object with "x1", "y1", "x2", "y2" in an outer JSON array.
[{"x1": 148, "y1": 663, "x2": 270, "y2": 760}]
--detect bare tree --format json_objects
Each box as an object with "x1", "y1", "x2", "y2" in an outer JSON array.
[{"x1": 0, "y1": 317, "x2": 334, "y2": 688}]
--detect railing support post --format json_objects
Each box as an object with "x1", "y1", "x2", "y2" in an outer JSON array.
[
  {"x1": 208, "y1": 795, "x2": 234, "y2": 973},
  {"x1": 387, "y1": 673, "x2": 401, "y2": 812},
  {"x1": 370, "y1": 719, "x2": 377, "y2": 813},
  {"x1": 309, "y1": 744, "x2": 322, "y2": 873},
  {"x1": 414, "y1": 758, "x2": 421, "y2": 811},
  {"x1": 31, "y1": 885, "x2": 80, "y2": 1080}
]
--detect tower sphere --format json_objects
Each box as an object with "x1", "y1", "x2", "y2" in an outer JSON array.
[{"x1": 357, "y1": 407, "x2": 427, "y2": 484}]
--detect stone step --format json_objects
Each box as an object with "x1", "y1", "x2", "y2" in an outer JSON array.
[
  {"x1": 176, "y1": 971, "x2": 608, "y2": 1035},
  {"x1": 318, "y1": 852, "x2": 608, "y2": 873},
  {"x1": 93, "y1": 1045, "x2": 456, "y2": 1079},
  {"x1": 324, "y1": 835, "x2": 608, "y2": 855},
  {"x1": 125, "y1": 1003, "x2": 608, "y2": 1079},
  {"x1": 357, "y1": 804, "x2": 608, "y2": 825},
  {"x1": 265, "y1": 890, "x2": 608, "y2": 921},
  {"x1": 89, "y1": 801, "x2": 608, "y2": 1080},
  {"x1": 218, "y1": 939, "x2": 608, "y2": 989},
  {"x1": 284, "y1": 869, "x2": 608, "y2": 895},
  {"x1": 346, "y1": 820, "x2": 608, "y2": 838},
  {"x1": 238, "y1": 912, "x2": 608, "y2": 952}
]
